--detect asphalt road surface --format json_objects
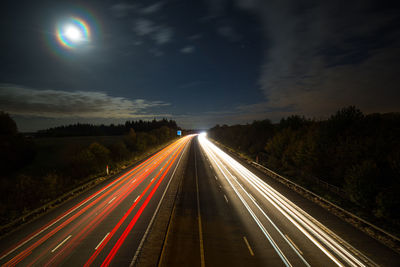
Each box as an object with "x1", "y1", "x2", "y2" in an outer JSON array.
[
  {"x1": 0, "y1": 135, "x2": 193, "y2": 266},
  {"x1": 158, "y1": 134, "x2": 400, "y2": 267},
  {"x1": 1, "y1": 134, "x2": 399, "y2": 266}
]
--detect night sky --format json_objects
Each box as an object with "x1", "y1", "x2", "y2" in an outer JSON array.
[{"x1": 1, "y1": 0, "x2": 399, "y2": 132}]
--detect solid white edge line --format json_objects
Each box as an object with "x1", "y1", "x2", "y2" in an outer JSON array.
[
  {"x1": 129, "y1": 138, "x2": 190, "y2": 267},
  {"x1": 51, "y1": 235, "x2": 71, "y2": 253},
  {"x1": 0, "y1": 149, "x2": 161, "y2": 260},
  {"x1": 95, "y1": 233, "x2": 110, "y2": 250},
  {"x1": 202, "y1": 142, "x2": 292, "y2": 267}
]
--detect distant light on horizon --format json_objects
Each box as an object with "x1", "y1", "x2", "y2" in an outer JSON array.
[{"x1": 199, "y1": 132, "x2": 207, "y2": 138}]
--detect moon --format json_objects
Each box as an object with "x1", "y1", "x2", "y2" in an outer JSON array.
[{"x1": 64, "y1": 25, "x2": 83, "y2": 42}]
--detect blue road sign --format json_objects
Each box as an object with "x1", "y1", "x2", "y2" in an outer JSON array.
[{"x1": 177, "y1": 130, "x2": 182, "y2": 136}]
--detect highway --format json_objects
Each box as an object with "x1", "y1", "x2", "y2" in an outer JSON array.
[
  {"x1": 0, "y1": 135, "x2": 193, "y2": 266},
  {"x1": 1, "y1": 134, "x2": 400, "y2": 266},
  {"x1": 158, "y1": 134, "x2": 400, "y2": 267}
]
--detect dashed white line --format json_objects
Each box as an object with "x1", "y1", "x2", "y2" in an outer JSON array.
[
  {"x1": 224, "y1": 194, "x2": 229, "y2": 203},
  {"x1": 214, "y1": 175, "x2": 218, "y2": 180},
  {"x1": 151, "y1": 178, "x2": 154, "y2": 182},
  {"x1": 243, "y1": 236, "x2": 254, "y2": 256},
  {"x1": 108, "y1": 196, "x2": 116, "y2": 204},
  {"x1": 95, "y1": 232, "x2": 110, "y2": 250},
  {"x1": 131, "y1": 179, "x2": 136, "y2": 184},
  {"x1": 51, "y1": 235, "x2": 71, "y2": 253},
  {"x1": 285, "y1": 234, "x2": 303, "y2": 255},
  {"x1": 134, "y1": 196, "x2": 139, "y2": 203}
]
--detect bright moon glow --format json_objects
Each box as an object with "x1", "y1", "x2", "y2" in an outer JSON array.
[
  {"x1": 55, "y1": 17, "x2": 92, "y2": 50},
  {"x1": 64, "y1": 25, "x2": 82, "y2": 42}
]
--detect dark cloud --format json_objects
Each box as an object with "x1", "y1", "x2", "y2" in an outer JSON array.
[
  {"x1": 217, "y1": 25, "x2": 242, "y2": 42},
  {"x1": 252, "y1": 0, "x2": 399, "y2": 116},
  {"x1": 0, "y1": 84, "x2": 169, "y2": 119},
  {"x1": 205, "y1": 0, "x2": 400, "y2": 119}
]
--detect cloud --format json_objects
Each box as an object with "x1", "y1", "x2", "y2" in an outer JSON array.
[
  {"x1": 180, "y1": 46, "x2": 195, "y2": 54},
  {"x1": 188, "y1": 34, "x2": 203, "y2": 41},
  {"x1": 111, "y1": 3, "x2": 137, "y2": 18},
  {"x1": 141, "y1": 2, "x2": 164, "y2": 14},
  {"x1": 134, "y1": 19, "x2": 156, "y2": 36},
  {"x1": 0, "y1": 84, "x2": 169, "y2": 119},
  {"x1": 217, "y1": 25, "x2": 242, "y2": 42},
  {"x1": 153, "y1": 27, "x2": 173, "y2": 45},
  {"x1": 205, "y1": 0, "x2": 400, "y2": 119},
  {"x1": 134, "y1": 18, "x2": 173, "y2": 45},
  {"x1": 253, "y1": 0, "x2": 400, "y2": 117}
]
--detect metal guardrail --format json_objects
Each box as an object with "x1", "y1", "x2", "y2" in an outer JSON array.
[
  {"x1": 0, "y1": 173, "x2": 108, "y2": 236},
  {"x1": 251, "y1": 161, "x2": 400, "y2": 243},
  {"x1": 0, "y1": 140, "x2": 178, "y2": 237},
  {"x1": 208, "y1": 139, "x2": 399, "y2": 252}
]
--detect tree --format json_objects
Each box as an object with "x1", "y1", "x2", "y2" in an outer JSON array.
[
  {"x1": 0, "y1": 111, "x2": 17, "y2": 135},
  {"x1": 344, "y1": 160, "x2": 379, "y2": 209},
  {"x1": 109, "y1": 142, "x2": 130, "y2": 161},
  {"x1": 88, "y1": 142, "x2": 111, "y2": 170},
  {"x1": 124, "y1": 128, "x2": 137, "y2": 151}
]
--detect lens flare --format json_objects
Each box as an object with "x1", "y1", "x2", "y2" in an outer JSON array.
[{"x1": 56, "y1": 17, "x2": 91, "y2": 49}]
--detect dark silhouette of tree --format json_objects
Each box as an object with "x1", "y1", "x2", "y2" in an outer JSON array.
[{"x1": 209, "y1": 107, "x2": 400, "y2": 227}]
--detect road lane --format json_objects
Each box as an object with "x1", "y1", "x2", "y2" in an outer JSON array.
[
  {"x1": 0, "y1": 135, "x2": 193, "y2": 266},
  {"x1": 159, "y1": 137, "x2": 265, "y2": 266},
  {"x1": 198, "y1": 133, "x2": 400, "y2": 266}
]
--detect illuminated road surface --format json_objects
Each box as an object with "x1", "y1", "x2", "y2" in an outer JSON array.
[
  {"x1": 1, "y1": 134, "x2": 399, "y2": 266},
  {"x1": 159, "y1": 135, "x2": 399, "y2": 267},
  {"x1": 193, "y1": 134, "x2": 398, "y2": 267},
  {"x1": 0, "y1": 136, "x2": 193, "y2": 266}
]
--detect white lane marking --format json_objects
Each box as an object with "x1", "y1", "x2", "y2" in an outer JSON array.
[
  {"x1": 285, "y1": 234, "x2": 303, "y2": 255},
  {"x1": 134, "y1": 196, "x2": 140, "y2": 203},
  {"x1": 0, "y1": 174, "x2": 115, "y2": 260},
  {"x1": 145, "y1": 168, "x2": 148, "y2": 172},
  {"x1": 51, "y1": 235, "x2": 71, "y2": 253},
  {"x1": 214, "y1": 175, "x2": 218, "y2": 180},
  {"x1": 224, "y1": 194, "x2": 229, "y2": 203},
  {"x1": 200, "y1": 141, "x2": 292, "y2": 267},
  {"x1": 130, "y1": 137, "x2": 190, "y2": 267},
  {"x1": 131, "y1": 179, "x2": 136, "y2": 184},
  {"x1": 243, "y1": 236, "x2": 254, "y2": 256},
  {"x1": 108, "y1": 196, "x2": 116, "y2": 204},
  {"x1": 95, "y1": 232, "x2": 110, "y2": 250},
  {"x1": 151, "y1": 178, "x2": 155, "y2": 182}
]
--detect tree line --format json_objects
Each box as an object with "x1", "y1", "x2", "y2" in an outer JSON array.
[
  {"x1": 0, "y1": 112, "x2": 179, "y2": 225},
  {"x1": 208, "y1": 107, "x2": 400, "y2": 230},
  {"x1": 35, "y1": 119, "x2": 178, "y2": 137}
]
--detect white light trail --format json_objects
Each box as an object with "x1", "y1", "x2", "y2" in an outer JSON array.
[{"x1": 198, "y1": 134, "x2": 373, "y2": 267}]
